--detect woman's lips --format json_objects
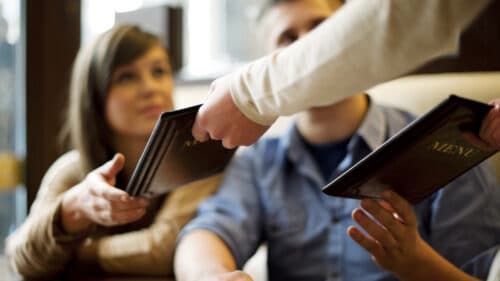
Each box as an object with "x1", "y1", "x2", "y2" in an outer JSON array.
[{"x1": 140, "y1": 105, "x2": 165, "y2": 117}]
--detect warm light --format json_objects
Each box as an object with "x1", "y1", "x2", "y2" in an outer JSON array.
[
  {"x1": 1, "y1": 0, "x2": 21, "y2": 44},
  {"x1": 187, "y1": 0, "x2": 212, "y2": 66},
  {"x1": 86, "y1": 0, "x2": 115, "y2": 37},
  {"x1": 0, "y1": 152, "x2": 22, "y2": 190},
  {"x1": 113, "y1": 0, "x2": 144, "y2": 13}
]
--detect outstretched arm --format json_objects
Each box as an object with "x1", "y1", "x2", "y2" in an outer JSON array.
[
  {"x1": 5, "y1": 152, "x2": 148, "y2": 278},
  {"x1": 192, "y1": 0, "x2": 490, "y2": 148},
  {"x1": 348, "y1": 191, "x2": 480, "y2": 281}
]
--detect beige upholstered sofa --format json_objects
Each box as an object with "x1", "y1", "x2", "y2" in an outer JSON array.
[{"x1": 175, "y1": 71, "x2": 500, "y2": 281}]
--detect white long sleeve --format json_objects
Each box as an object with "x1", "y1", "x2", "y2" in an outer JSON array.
[
  {"x1": 487, "y1": 250, "x2": 500, "y2": 281},
  {"x1": 230, "y1": 0, "x2": 490, "y2": 125}
]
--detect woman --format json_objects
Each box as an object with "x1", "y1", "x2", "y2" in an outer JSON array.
[{"x1": 6, "y1": 25, "x2": 221, "y2": 278}]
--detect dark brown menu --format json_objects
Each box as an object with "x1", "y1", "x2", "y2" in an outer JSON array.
[
  {"x1": 126, "y1": 105, "x2": 236, "y2": 198},
  {"x1": 322, "y1": 95, "x2": 497, "y2": 204}
]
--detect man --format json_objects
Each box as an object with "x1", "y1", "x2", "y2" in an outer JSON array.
[{"x1": 176, "y1": 1, "x2": 500, "y2": 281}]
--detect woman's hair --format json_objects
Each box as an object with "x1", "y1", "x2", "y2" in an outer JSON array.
[{"x1": 63, "y1": 25, "x2": 163, "y2": 174}]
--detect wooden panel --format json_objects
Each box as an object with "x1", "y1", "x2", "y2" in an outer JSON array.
[
  {"x1": 166, "y1": 7, "x2": 183, "y2": 72},
  {"x1": 26, "y1": 0, "x2": 80, "y2": 206}
]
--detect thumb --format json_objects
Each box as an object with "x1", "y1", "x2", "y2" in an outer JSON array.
[
  {"x1": 97, "y1": 153, "x2": 125, "y2": 180},
  {"x1": 192, "y1": 113, "x2": 210, "y2": 142}
]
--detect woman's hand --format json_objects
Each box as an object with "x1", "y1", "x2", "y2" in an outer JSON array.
[{"x1": 61, "y1": 153, "x2": 149, "y2": 234}]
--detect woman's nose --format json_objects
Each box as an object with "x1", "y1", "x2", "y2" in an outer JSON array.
[{"x1": 139, "y1": 74, "x2": 158, "y2": 97}]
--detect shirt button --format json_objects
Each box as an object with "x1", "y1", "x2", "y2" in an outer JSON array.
[
  {"x1": 331, "y1": 216, "x2": 340, "y2": 224},
  {"x1": 327, "y1": 271, "x2": 340, "y2": 281}
]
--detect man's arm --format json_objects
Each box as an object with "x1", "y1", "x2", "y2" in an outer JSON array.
[
  {"x1": 174, "y1": 230, "x2": 253, "y2": 281},
  {"x1": 175, "y1": 148, "x2": 263, "y2": 281}
]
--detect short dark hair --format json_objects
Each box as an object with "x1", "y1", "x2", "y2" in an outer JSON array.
[{"x1": 257, "y1": 0, "x2": 344, "y2": 22}]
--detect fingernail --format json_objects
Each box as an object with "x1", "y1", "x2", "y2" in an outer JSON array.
[
  {"x1": 121, "y1": 195, "x2": 128, "y2": 202},
  {"x1": 353, "y1": 209, "x2": 363, "y2": 220},
  {"x1": 382, "y1": 190, "x2": 392, "y2": 199}
]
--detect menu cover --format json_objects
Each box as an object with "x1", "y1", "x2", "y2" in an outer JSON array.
[
  {"x1": 322, "y1": 95, "x2": 497, "y2": 204},
  {"x1": 126, "y1": 105, "x2": 236, "y2": 198}
]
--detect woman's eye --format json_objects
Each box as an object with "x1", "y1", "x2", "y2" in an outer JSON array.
[
  {"x1": 152, "y1": 66, "x2": 170, "y2": 78},
  {"x1": 115, "y1": 71, "x2": 136, "y2": 83}
]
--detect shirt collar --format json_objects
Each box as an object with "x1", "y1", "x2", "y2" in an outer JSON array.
[
  {"x1": 356, "y1": 99, "x2": 387, "y2": 151},
  {"x1": 281, "y1": 100, "x2": 388, "y2": 163}
]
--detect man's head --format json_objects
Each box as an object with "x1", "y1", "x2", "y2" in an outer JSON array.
[{"x1": 258, "y1": 0, "x2": 342, "y2": 52}]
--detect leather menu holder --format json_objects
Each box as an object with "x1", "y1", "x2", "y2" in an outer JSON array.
[
  {"x1": 322, "y1": 95, "x2": 497, "y2": 204},
  {"x1": 126, "y1": 105, "x2": 236, "y2": 198}
]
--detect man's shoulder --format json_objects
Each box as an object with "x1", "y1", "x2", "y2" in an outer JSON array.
[
  {"x1": 243, "y1": 136, "x2": 283, "y2": 155},
  {"x1": 375, "y1": 103, "x2": 417, "y2": 135},
  {"x1": 237, "y1": 136, "x2": 286, "y2": 171},
  {"x1": 377, "y1": 103, "x2": 416, "y2": 121}
]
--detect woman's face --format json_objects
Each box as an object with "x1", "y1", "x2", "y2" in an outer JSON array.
[{"x1": 106, "y1": 44, "x2": 174, "y2": 139}]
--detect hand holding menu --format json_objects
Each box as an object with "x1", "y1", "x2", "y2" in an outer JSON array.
[
  {"x1": 322, "y1": 95, "x2": 497, "y2": 204},
  {"x1": 126, "y1": 105, "x2": 236, "y2": 198}
]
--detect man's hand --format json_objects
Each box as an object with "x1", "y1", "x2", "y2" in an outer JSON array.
[
  {"x1": 348, "y1": 192, "x2": 482, "y2": 281},
  {"x1": 347, "y1": 191, "x2": 428, "y2": 278},
  {"x1": 192, "y1": 75, "x2": 270, "y2": 149}
]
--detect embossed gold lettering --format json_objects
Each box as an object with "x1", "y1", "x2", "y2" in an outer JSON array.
[{"x1": 429, "y1": 141, "x2": 474, "y2": 158}]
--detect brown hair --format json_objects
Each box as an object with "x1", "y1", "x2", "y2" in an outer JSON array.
[{"x1": 63, "y1": 25, "x2": 162, "y2": 174}]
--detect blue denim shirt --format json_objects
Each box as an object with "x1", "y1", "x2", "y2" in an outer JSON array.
[{"x1": 181, "y1": 103, "x2": 500, "y2": 281}]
